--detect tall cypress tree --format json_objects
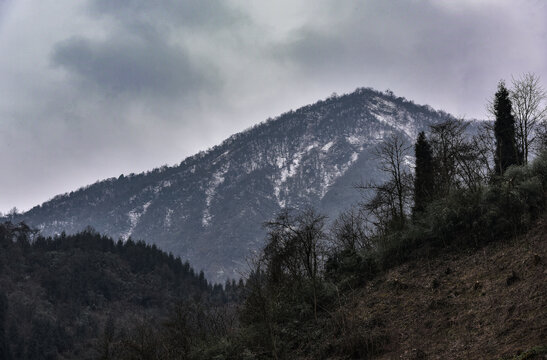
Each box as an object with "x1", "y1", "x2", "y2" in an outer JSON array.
[
  {"x1": 493, "y1": 81, "x2": 519, "y2": 175},
  {"x1": 413, "y1": 131, "x2": 434, "y2": 218}
]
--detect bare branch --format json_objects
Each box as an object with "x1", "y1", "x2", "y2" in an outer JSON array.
[{"x1": 510, "y1": 72, "x2": 547, "y2": 162}]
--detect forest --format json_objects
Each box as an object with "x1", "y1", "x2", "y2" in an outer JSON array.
[
  {"x1": 0, "y1": 226, "x2": 243, "y2": 359},
  {"x1": 1, "y1": 76, "x2": 547, "y2": 359}
]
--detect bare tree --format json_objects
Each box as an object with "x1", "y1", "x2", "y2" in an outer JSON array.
[
  {"x1": 262, "y1": 208, "x2": 328, "y2": 321},
  {"x1": 474, "y1": 121, "x2": 496, "y2": 178},
  {"x1": 538, "y1": 121, "x2": 547, "y2": 151},
  {"x1": 510, "y1": 73, "x2": 547, "y2": 163},
  {"x1": 7, "y1": 207, "x2": 18, "y2": 221},
  {"x1": 330, "y1": 206, "x2": 372, "y2": 252},
  {"x1": 430, "y1": 120, "x2": 465, "y2": 194},
  {"x1": 429, "y1": 118, "x2": 488, "y2": 193},
  {"x1": 359, "y1": 134, "x2": 413, "y2": 232}
]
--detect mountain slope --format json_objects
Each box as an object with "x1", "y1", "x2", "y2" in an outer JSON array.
[
  {"x1": 332, "y1": 216, "x2": 547, "y2": 360},
  {"x1": 13, "y1": 88, "x2": 455, "y2": 281}
]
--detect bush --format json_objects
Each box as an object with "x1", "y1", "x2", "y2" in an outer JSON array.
[
  {"x1": 325, "y1": 249, "x2": 378, "y2": 289},
  {"x1": 365, "y1": 153, "x2": 547, "y2": 270}
]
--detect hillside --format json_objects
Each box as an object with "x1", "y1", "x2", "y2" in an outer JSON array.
[
  {"x1": 10, "y1": 88, "x2": 456, "y2": 281},
  {"x1": 2, "y1": 222, "x2": 543, "y2": 360},
  {"x1": 0, "y1": 223, "x2": 238, "y2": 360},
  {"x1": 333, "y1": 217, "x2": 546, "y2": 360},
  {"x1": 187, "y1": 149, "x2": 546, "y2": 360}
]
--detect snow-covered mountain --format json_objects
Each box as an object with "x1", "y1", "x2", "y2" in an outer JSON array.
[{"x1": 12, "y1": 88, "x2": 454, "y2": 281}]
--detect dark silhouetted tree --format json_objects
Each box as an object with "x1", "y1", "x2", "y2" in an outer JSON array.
[
  {"x1": 413, "y1": 131, "x2": 434, "y2": 217},
  {"x1": 492, "y1": 81, "x2": 519, "y2": 174}
]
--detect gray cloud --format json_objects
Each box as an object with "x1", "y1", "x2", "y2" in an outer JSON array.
[
  {"x1": 0, "y1": 0, "x2": 546, "y2": 212},
  {"x1": 51, "y1": 31, "x2": 217, "y2": 98},
  {"x1": 88, "y1": 0, "x2": 245, "y2": 29},
  {"x1": 274, "y1": 1, "x2": 547, "y2": 117}
]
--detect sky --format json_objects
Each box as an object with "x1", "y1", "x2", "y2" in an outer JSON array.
[{"x1": 0, "y1": 0, "x2": 546, "y2": 213}]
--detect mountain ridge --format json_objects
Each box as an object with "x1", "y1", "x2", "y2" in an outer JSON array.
[{"x1": 11, "y1": 87, "x2": 457, "y2": 281}]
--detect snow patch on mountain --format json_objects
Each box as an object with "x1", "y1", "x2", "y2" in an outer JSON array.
[
  {"x1": 372, "y1": 96, "x2": 396, "y2": 111},
  {"x1": 122, "y1": 200, "x2": 152, "y2": 240},
  {"x1": 306, "y1": 142, "x2": 319, "y2": 152},
  {"x1": 273, "y1": 142, "x2": 321, "y2": 207},
  {"x1": 320, "y1": 151, "x2": 359, "y2": 197},
  {"x1": 347, "y1": 135, "x2": 369, "y2": 146},
  {"x1": 396, "y1": 120, "x2": 417, "y2": 140},
  {"x1": 275, "y1": 156, "x2": 286, "y2": 169},
  {"x1": 372, "y1": 111, "x2": 416, "y2": 140},
  {"x1": 322, "y1": 141, "x2": 335, "y2": 152},
  {"x1": 202, "y1": 164, "x2": 229, "y2": 226},
  {"x1": 273, "y1": 150, "x2": 303, "y2": 205},
  {"x1": 154, "y1": 180, "x2": 172, "y2": 193},
  {"x1": 164, "y1": 208, "x2": 174, "y2": 228}
]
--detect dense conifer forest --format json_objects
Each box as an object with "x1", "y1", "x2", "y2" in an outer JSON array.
[{"x1": 0, "y1": 226, "x2": 242, "y2": 359}]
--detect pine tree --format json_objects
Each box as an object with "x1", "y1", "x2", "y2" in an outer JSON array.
[
  {"x1": 413, "y1": 131, "x2": 434, "y2": 217},
  {"x1": 493, "y1": 81, "x2": 519, "y2": 175}
]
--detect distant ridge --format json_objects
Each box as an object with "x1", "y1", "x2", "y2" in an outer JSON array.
[{"x1": 12, "y1": 87, "x2": 456, "y2": 281}]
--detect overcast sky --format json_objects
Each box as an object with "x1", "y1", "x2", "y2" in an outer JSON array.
[{"x1": 0, "y1": 0, "x2": 546, "y2": 213}]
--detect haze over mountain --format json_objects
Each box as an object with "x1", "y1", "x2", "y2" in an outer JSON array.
[{"x1": 11, "y1": 88, "x2": 455, "y2": 281}]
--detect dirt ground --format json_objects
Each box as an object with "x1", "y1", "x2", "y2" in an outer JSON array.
[{"x1": 349, "y1": 218, "x2": 547, "y2": 359}]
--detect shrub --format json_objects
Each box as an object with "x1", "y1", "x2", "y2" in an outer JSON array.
[{"x1": 325, "y1": 249, "x2": 378, "y2": 289}]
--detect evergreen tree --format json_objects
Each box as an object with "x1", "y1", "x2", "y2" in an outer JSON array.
[
  {"x1": 413, "y1": 131, "x2": 434, "y2": 217},
  {"x1": 0, "y1": 292, "x2": 9, "y2": 360},
  {"x1": 493, "y1": 81, "x2": 519, "y2": 174}
]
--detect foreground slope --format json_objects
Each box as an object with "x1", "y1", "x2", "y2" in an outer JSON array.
[
  {"x1": 12, "y1": 88, "x2": 454, "y2": 280},
  {"x1": 333, "y1": 219, "x2": 546, "y2": 360}
]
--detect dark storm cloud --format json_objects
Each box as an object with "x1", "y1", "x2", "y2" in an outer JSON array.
[
  {"x1": 50, "y1": 0, "x2": 239, "y2": 99},
  {"x1": 52, "y1": 31, "x2": 216, "y2": 97}
]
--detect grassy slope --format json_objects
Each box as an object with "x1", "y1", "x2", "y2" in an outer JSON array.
[{"x1": 341, "y1": 218, "x2": 546, "y2": 360}]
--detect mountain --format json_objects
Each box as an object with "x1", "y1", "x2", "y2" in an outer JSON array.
[{"x1": 11, "y1": 87, "x2": 455, "y2": 281}]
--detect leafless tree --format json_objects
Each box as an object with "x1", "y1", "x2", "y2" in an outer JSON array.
[
  {"x1": 538, "y1": 121, "x2": 547, "y2": 151},
  {"x1": 510, "y1": 73, "x2": 547, "y2": 163},
  {"x1": 472, "y1": 121, "x2": 496, "y2": 180},
  {"x1": 430, "y1": 120, "x2": 465, "y2": 194},
  {"x1": 330, "y1": 206, "x2": 372, "y2": 252},
  {"x1": 359, "y1": 134, "x2": 413, "y2": 232},
  {"x1": 430, "y1": 118, "x2": 488, "y2": 193},
  {"x1": 262, "y1": 207, "x2": 328, "y2": 321}
]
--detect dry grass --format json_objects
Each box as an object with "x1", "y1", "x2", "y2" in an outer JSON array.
[{"x1": 342, "y1": 218, "x2": 547, "y2": 359}]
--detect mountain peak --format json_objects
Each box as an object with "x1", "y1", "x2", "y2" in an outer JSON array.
[{"x1": 13, "y1": 87, "x2": 454, "y2": 281}]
